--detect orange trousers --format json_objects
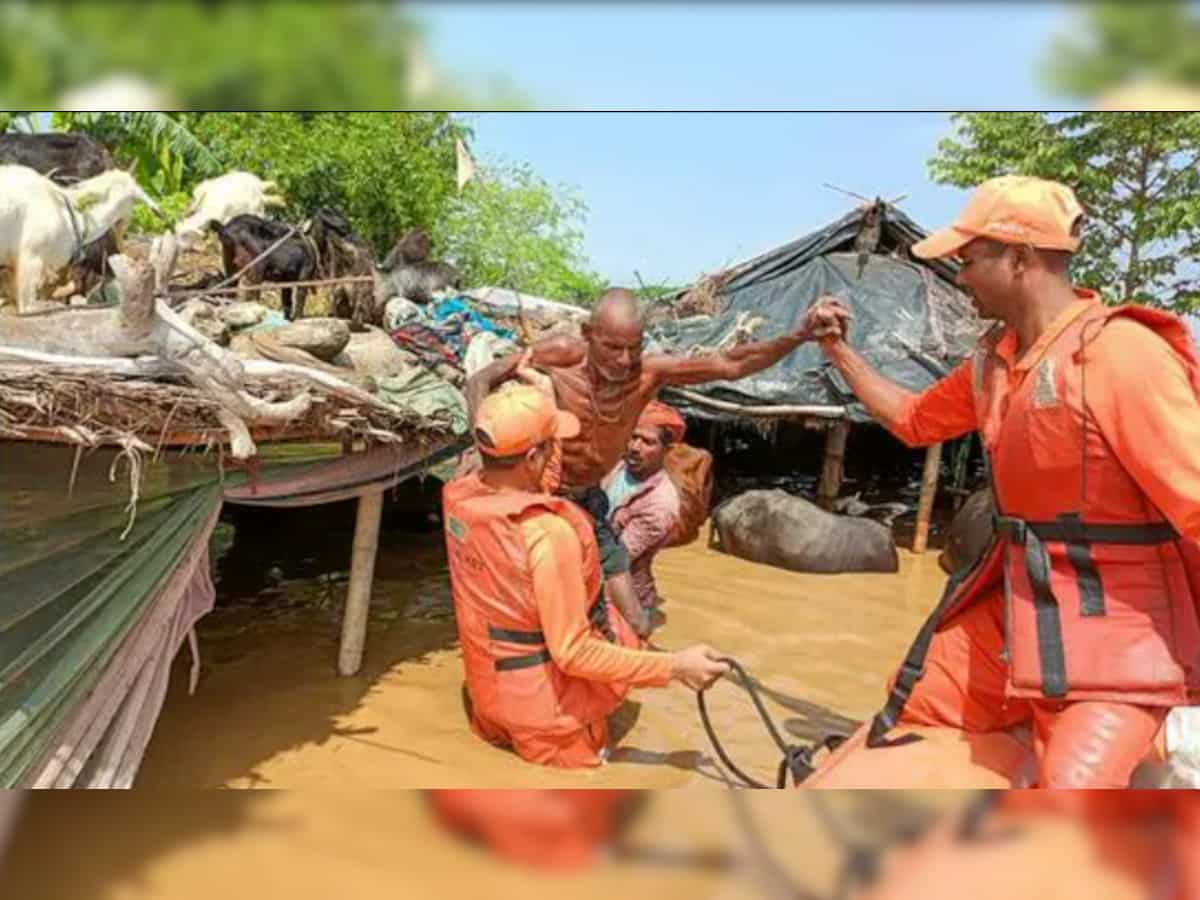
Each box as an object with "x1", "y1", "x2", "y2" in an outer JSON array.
[
  {"x1": 891, "y1": 588, "x2": 1167, "y2": 788},
  {"x1": 471, "y1": 709, "x2": 609, "y2": 769}
]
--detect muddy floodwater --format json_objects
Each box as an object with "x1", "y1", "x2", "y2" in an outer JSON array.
[{"x1": 134, "y1": 495, "x2": 949, "y2": 790}]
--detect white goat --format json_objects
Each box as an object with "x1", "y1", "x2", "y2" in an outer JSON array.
[
  {"x1": 174, "y1": 171, "x2": 286, "y2": 247},
  {"x1": 0, "y1": 164, "x2": 162, "y2": 314}
]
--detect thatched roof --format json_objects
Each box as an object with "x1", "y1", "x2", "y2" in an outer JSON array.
[{"x1": 0, "y1": 364, "x2": 456, "y2": 456}]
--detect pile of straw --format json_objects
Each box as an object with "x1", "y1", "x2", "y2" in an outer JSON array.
[{"x1": 0, "y1": 365, "x2": 452, "y2": 455}]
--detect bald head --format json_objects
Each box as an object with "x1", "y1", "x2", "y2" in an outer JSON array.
[
  {"x1": 591, "y1": 288, "x2": 644, "y2": 332},
  {"x1": 584, "y1": 287, "x2": 645, "y2": 383}
]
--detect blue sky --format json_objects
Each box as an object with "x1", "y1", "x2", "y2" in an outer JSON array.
[{"x1": 414, "y1": 3, "x2": 1080, "y2": 287}]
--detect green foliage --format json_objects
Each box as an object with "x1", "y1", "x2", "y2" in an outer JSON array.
[
  {"x1": 1043, "y1": 2, "x2": 1200, "y2": 98},
  {"x1": 0, "y1": 2, "x2": 476, "y2": 109},
  {"x1": 128, "y1": 191, "x2": 192, "y2": 237},
  {"x1": 184, "y1": 113, "x2": 468, "y2": 254},
  {"x1": 35, "y1": 109, "x2": 606, "y2": 299},
  {"x1": 433, "y1": 161, "x2": 608, "y2": 305},
  {"x1": 53, "y1": 111, "x2": 223, "y2": 183},
  {"x1": 929, "y1": 112, "x2": 1200, "y2": 312}
]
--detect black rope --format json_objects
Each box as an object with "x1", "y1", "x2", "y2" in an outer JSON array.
[{"x1": 697, "y1": 656, "x2": 847, "y2": 789}]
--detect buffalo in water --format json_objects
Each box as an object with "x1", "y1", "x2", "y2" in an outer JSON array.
[{"x1": 711, "y1": 488, "x2": 899, "y2": 574}]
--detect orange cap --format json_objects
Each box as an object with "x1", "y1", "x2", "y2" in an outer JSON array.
[
  {"x1": 474, "y1": 384, "x2": 580, "y2": 457},
  {"x1": 911, "y1": 175, "x2": 1084, "y2": 260}
]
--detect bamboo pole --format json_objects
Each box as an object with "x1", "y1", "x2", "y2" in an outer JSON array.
[
  {"x1": 663, "y1": 387, "x2": 847, "y2": 419},
  {"x1": 817, "y1": 420, "x2": 851, "y2": 511},
  {"x1": 338, "y1": 488, "x2": 385, "y2": 676},
  {"x1": 912, "y1": 442, "x2": 943, "y2": 554}
]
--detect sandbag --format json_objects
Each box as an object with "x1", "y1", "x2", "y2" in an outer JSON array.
[{"x1": 662, "y1": 442, "x2": 714, "y2": 548}]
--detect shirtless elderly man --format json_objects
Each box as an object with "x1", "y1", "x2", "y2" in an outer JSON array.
[{"x1": 466, "y1": 286, "x2": 829, "y2": 634}]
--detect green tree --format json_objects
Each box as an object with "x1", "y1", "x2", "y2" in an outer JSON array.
[
  {"x1": 1043, "y1": 2, "x2": 1200, "y2": 98},
  {"x1": 0, "y1": 2, "x2": 485, "y2": 109},
  {"x1": 42, "y1": 112, "x2": 469, "y2": 246},
  {"x1": 929, "y1": 112, "x2": 1200, "y2": 312},
  {"x1": 433, "y1": 161, "x2": 608, "y2": 304},
  {"x1": 53, "y1": 112, "x2": 223, "y2": 182},
  {"x1": 185, "y1": 113, "x2": 469, "y2": 254}
]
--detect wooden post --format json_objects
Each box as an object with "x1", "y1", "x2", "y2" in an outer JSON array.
[
  {"x1": 912, "y1": 442, "x2": 943, "y2": 554},
  {"x1": 817, "y1": 420, "x2": 851, "y2": 511},
  {"x1": 338, "y1": 488, "x2": 385, "y2": 676}
]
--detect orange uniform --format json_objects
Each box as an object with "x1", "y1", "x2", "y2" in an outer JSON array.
[
  {"x1": 891, "y1": 295, "x2": 1200, "y2": 542},
  {"x1": 871, "y1": 292, "x2": 1200, "y2": 786},
  {"x1": 444, "y1": 471, "x2": 674, "y2": 768}
]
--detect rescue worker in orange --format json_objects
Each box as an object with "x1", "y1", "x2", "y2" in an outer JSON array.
[
  {"x1": 465, "y1": 287, "x2": 822, "y2": 639},
  {"x1": 442, "y1": 383, "x2": 730, "y2": 768},
  {"x1": 805, "y1": 175, "x2": 1200, "y2": 788}
]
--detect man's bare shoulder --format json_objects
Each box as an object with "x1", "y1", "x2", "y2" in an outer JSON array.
[{"x1": 531, "y1": 334, "x2": 587, "y2": 368}]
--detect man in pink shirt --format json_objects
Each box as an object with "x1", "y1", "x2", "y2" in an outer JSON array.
[{"x1": 601, "y1": 401, "x2": 686, "y2": 634}]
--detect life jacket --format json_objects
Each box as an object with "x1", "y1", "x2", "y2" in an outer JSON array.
[
  {"x1": 662, "y1": 443, "x2": 715, "y2": 548},
  {"x1": 442, "y1": 473, "x2": 639, "y2": 739},
  {"x1": 870, "y1": 298, "x2": 1200, "y2": 744}
]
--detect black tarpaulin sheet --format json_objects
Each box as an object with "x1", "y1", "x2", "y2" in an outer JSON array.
[{"x1": 649, "y1": 208, "x2": 983, "y2": 424}]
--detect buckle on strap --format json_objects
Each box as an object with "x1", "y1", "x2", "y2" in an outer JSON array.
[
  {"x1": 898, "y1": 660, "x2": 925, "y2": 683},
  {"x1": 992, "y1": 515, "x2": 1027, "y2": 543},
  {"x1": 890, "y1": 660, "x2": 926, "y2": 700}
]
